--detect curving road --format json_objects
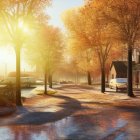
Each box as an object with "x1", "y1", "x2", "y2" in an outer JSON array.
[{"x1": 0, "y1": 85, "x2": 140, "y2": 140}]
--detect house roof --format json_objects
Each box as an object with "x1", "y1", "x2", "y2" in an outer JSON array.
[
  {"x1": 110, "y1": 61, "x2": 136, "y2": 73},
  {"x1": 110, "y1": 61, "x2": 127, "y2": 75}
]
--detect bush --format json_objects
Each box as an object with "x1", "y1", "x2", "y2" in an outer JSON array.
[
  {"x1": 0, "y1": 95, "x2": 15, "y2": 107},
  {"x1": 0, "y1": 85, "x2": 16, "y2": 105},
  {"x1": 47, "y1": 90, "x2": 57, "y2": 95}
]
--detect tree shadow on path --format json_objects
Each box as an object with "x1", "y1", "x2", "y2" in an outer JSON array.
[{"x1": 0, "y1": 94, "x2": 82, "y2": 125}]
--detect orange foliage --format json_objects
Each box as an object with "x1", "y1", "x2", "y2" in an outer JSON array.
[
  {"x1": 62, "y1": 1, "x2": 127, "y2": 87},
  {"x1": 25, "y1": 24, "x2": 64, "y2": 74}
]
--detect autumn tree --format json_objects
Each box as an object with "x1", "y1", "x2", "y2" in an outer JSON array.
[
  {"x1": 89, "y1": 0, "x2": 140, "y2": 96},
  {"x1": 69, "y1": 40, "x2": 96, "y2": 85},
  {"x1": 80, "y1": 3, "x2": 121, "y2": 92},
  {"x1": 63, "y1": 9, "x2": 94, "y2": 85},
  {"x1": 25, "y1": 24, "x2": 63, "y2": 94},
  {"x1": 0, "y1": 0, "x2": 50, "y2": 105},
  {"x1": 63, "y1": 6, "x2": 122, "y2": 92}
]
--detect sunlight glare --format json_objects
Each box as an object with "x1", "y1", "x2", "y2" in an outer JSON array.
[{"x1": 18, "y1": 19, "x2": 30, "y2": 34}]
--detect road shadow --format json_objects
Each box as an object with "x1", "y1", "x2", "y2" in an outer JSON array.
[
  {"x1": 0, "y1": 94, "x2": 82, "y2": 125},
  {"x1": 55, "y1": 84, "x2": 94, "y2": 90},
  {"x1": 105, "y1": 89, "x2": 127, "y2": 93}
]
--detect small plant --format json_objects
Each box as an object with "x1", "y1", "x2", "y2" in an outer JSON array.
[{"x1": 0, "y1": 95, "x2": 15, "y2": 107}]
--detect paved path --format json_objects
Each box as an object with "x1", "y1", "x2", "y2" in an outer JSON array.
[{"x1": 0, "y1": 85, "x2": 140, "y2": 140}]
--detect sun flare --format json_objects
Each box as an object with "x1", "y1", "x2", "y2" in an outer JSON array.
[{"x1": 18, "y1": 19, "x2": 30, "y2": 34}]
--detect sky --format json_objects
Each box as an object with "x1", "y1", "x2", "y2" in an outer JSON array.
[
  {"x1": 0, "y1": 0, "x2": 84, "y2": 76},
  {"x1": 0, "y1": 46, "x2": 33, "y2": 76},
  {"x1": 47, "y1": 0, "x2": 84, "y2": 30}
]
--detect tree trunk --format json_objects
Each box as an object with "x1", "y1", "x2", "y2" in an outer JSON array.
[
  {"x1": 44, "y1": 72, "x2": 47, "y2": 95},
  {"x1": 48, "y1": 74, "x2": 52, "y2": 88},
  {"x1": 15, "y1": 47, "x2": 22, "y2": 106},
  {"x1": 101, "y1": 67, "x2": 105, "y2": 93},
  {"x1": 76, "y1": 69, "x2": 79, "y2": 84},
  {"x1": 87, "y1": 71, "x2": 92, "y2": 85},
  {"x1": 127, "y1": 45, "x2": 135, "y2": 97},
  {"x1": 106, "y1": 72, "x2": 109, "y2": 83},
  {"x1": 74, "y1": 69, "x2": 78, "y2": 85}
]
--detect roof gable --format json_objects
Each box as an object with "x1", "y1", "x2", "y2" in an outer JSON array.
[{"x1": 110, "y1": 61, "x2": 127, "y2": 74}]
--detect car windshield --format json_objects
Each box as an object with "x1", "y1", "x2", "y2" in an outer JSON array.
[{"x1": 116, "y1": 79, "x2": 127, "y2": 83}]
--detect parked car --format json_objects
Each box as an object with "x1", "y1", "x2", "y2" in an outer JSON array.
[{"x1": 109, "y1": 78, "x2": 127, "y2": 91}]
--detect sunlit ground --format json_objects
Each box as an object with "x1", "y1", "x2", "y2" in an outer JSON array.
[{"x1": 0, "y1": 85, "x2": 140, "y2": 140}]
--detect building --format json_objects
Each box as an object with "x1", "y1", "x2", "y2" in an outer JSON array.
[
  {"x1": 110, "y1": 61, "x2": 127, "y2": 79},
  {"x1": 133, "y1": 48, "x2": 140, "y2": 85},
  {"x1": 109, "y1": 48, "x2": 140, "y2": 85}
]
